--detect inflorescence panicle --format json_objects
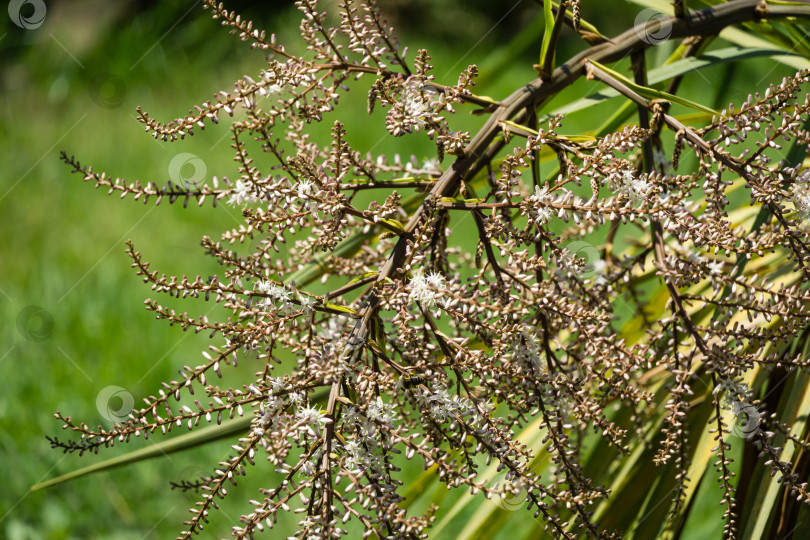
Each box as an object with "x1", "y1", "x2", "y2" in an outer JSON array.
[{"x1": 51, "y1": 0, "x2": 810, "y2": 538}]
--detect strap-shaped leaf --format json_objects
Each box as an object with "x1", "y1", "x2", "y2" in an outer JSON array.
[
  {"x1": 430, "y1": 415, "x2": 549, "y2": 539},
  {"x1": 626, "y1": 0, "x2": 810, "y2": 69},
  {"x1": 740, "y1": 365, "x2": 810, "y2": 539},
  {"x1": 378, "y1": 218, "x2": 405, "y2": 234},
  {"x1": 324, "y1": 302, "x2": 360, "y2": 316},
  {"x1": 547, "y1": 47, "x2": 806, "y2": 120},
  {"x1": 31, "y1": 415, "x2": 253, "y2": 491},
  {"x1": 345, "y1": 271, "x2": 379, "y2": 285},
  {"x1": 587, "y1": 59, "x2": 719, "y2": 115},
  {"x1": 539, "y1": 0, "x2": 556, "y2": 76}
]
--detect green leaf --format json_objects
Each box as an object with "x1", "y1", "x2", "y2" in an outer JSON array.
[
  {"x1": 324, "y1": 302, "x2": 360, "y2": 316},
  {"x1": 594, "y1": 100, "x2": 637, "y2": 137},
  {"x1": 31, "y1": 415, "x2": 253, "y2": 491},
  {"x1": 378, "y1": 218, "x2": 405, "y2": 234},
  {"x1": 399, "y1": 464, "x2": 440, "y2": 509},
  {"x1": 624, "y1": 0, "x2": 810, "y2": 69},
  {"x1": 288, "y1": 229, "x2": 372, "y2": 287},
  {"x1": 501, "y1": 119, "x2": 539, "y2": 136},
  {"x1": 590, "y1": 37, "x2": 714, "y2": 137},
  {"x1": 741, "y1": 371, "x2": 810, "y2": 538},
  {"x1": 739, "y1": 328, "x2": 810, "y2": 539},
  {"x1": 719, "y1": 27, "x2": 810, "y2": 70},
  {"x1": 588, "y1": 59, "x2": 720, "y2": 115},
  {"x1": 781, "y1": 23, "x2": 810, "y2": 58},
  {"x1": 538, "y1": 0, "x2": 555, "y2": 75},
  {"x1": 346, "y1": 271, "x2": 378, "y2": 285},
  {"x1": 430, "y1": 415, "x2": 549, "y2": 539},
  {"x1": 547, "y1": 47, "x2": 796, "y2": 120}
]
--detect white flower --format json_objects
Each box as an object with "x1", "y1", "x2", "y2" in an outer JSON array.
[
  {"x1": 297, "y1": 179, "x2": 315, "y2": 199},
  {"x1": 425, "y1": 386, "x2": 471, "y2": 424},
  {"x1": 343, "y1": 455, "x2": 363, "y2": 472},
  {"x1": 266, "y1": 396, "x2": 284, "y2": 412},
  {"x1": 343, "y1": 439, "x2": 363, "y2": 456},
  {"x1": 254, "y1": 281, "x2": 295, "y2": 314},
  {"x1": 296, "y1": 405, "x2": 331, "y2": 436},
  {"x1": 297, "y1": 405, "x2": 329, "y2": 426},
  {"x1": 613, "y1": 171, "x2": 652, "y2": 204},
  {"x1": 342, "y1": 407, "x2": 362, "y2": 427},
  {"x1": 228, "y1": 179, "x2": 261, "y2": 206},
  {"x1": 357, "y1": 419, "x2": 380, "y2": 445},
  {"x1": 288, "y1": 391, "x2": 305, "y2": 407},
  {"x1": 268, "y1": 285, "x2": 291, "y2": 303},
  {"x1": 254, "y1": 280, "x2": 273, "y2": 295},
  {"x1": 342, "y1": 438, "x2": 370, "y2": 473},
  {"x1": 535, "y1": 206, "x2": 554, "y2": 225},
  {"x1": 403, "y1": 91, "x2": 430, "y2": 132},
  {"x1": 590, "y1": 258, "x2": 610, "y2": 285},
  {"x1": 625, "y1": 176, "x2": 651, "y2": 202},
  {"x1": 298, "y1": 294, "x2": 316, "y2": 316},
  {"x1": 707, "y1": 260, "x2": 724, "y2": 275},
  {"x1": 413, "y1": 386, "x2": 432, "y2": 408},
  {"x1": 530, "y1": 185, "x2": 551, "y2": 203},
  {"x1": 687, "y1": 251, "x2": 707, "y2": 265},
  {"x1": 528, "y1": 185, "x2": 554, "y2": 225},
  {"x1": 426, "y1": 272, "x2": 445, "y2": 289},
  {"x1": 366, "y1": 397, "x2": 397, "y2": 427},
  {"x1": 344, "y1": 437, "x2": 384, "y2": 474},
  {"x1": 408, "y1": 268, "x2": 445, "y2": 307},
  {"x1": 591, "y1": 258, "x2": 608, "y2": 275},
  {"x1": 395, "y1": 85, "x2": 438, "y2": 135},
  {"x1": 320, "y1": 316, "x2": 349, "y2": 342}
]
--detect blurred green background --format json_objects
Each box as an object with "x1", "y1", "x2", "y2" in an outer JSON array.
[{"x1": 0, "y1": 1, "x2": 798, "y2": 538}]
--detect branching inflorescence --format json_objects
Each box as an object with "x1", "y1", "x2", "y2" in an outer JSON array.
[{"x1": 52, "y1": 0, "x2": 810, "y2": 538}]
